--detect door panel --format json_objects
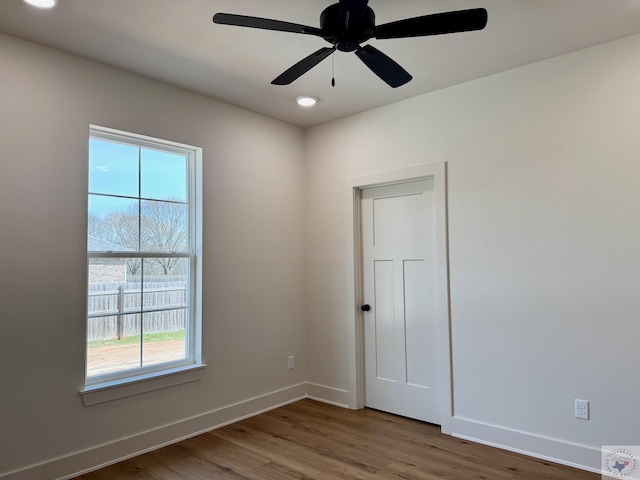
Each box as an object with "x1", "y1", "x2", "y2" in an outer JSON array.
[
  {"x1": 373, "y1": 259, "x2": 395, "y2": 381},
  {"x1": 373, "y1": 193, "x2": 425, "y2": 246},
  {"x1": 362, "y1": 179, "x2": 440, "y2": 424},
  {"x1": 404, "y1": 259, "x2": 428, "y2": 387}
]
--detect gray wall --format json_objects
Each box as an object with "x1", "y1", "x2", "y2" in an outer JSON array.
[{"x1": 0, "y1": 33, "x2": 307, "y2": 476}]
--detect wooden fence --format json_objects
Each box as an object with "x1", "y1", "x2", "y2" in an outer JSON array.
[{"x1": 88, "y1": 281, "x2": 187, "y2": 341}]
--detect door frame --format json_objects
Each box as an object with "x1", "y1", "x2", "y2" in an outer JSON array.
[{"x1": 345, "y1": 162, "x2": 453, "y2": 434}]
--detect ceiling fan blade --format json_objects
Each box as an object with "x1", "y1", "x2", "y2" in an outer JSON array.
[
  {"x1": 272, "y1": 47, "x2": 337, "y2": 85},
  {"x1": 213, "y1": 13, "x2": 323, "y2": 37},
  {"x1": 374, "y1": 8, "x2": 488, "y2": 39},
  {"x1": 355, "y1": 45, "x2": 412, "y2": 88}
]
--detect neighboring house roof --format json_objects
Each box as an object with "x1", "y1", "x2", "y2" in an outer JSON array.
[{"x1": 87, "y1": 236, "x2": 134, "y2": 252}]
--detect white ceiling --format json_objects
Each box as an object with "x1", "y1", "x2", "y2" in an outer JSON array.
[{"x1": 1, "y1": 0, "x2": 639, "y2": 127}]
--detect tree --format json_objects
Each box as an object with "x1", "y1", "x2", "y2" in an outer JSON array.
[
  {"x1": 140, "y1": 200, "x2": 187, "y2": 275},
  {"x1": 88, "y1": 198, "x2": 187, "y2": 276}
]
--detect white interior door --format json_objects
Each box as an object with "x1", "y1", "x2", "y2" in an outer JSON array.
[{"x1": 361, "y1": 179, "x2": 440, "y2": 424}]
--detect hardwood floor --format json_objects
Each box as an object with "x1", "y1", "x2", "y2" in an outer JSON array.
[{"x1": 74, "y1": 399, "x2": 602, "y2": 479}]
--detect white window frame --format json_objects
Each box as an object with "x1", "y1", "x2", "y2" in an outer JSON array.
[{"x1": 81, "y1": 125, "x2": 204, "y2": 404}]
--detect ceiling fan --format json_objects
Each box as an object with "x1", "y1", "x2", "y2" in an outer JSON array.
[{"x1": 213, "y1": 0, "x2": 487, "y2": 88}]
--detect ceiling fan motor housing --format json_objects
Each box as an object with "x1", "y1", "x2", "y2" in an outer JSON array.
[{"x1": 320, "y1": 3, "x2": 375, "y2": 52}]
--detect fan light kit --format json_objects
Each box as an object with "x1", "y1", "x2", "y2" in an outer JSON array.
[
  {"x1": 23, "y1": 0, "x2": 57, "y2": 8},
  {"x1": 296, "y1": 96, "x2": 318, "y2": 107},
  {"x1": 213, "y1": 0, "x2": 487, "y2": 88}
]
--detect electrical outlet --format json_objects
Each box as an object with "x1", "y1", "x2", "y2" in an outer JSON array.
[
  {"x1": 288, "y1": 355, "x2": 295, "y2": 370},
  {"x1": 575, "y1": 399, "x2": 589, "y2": 420}
]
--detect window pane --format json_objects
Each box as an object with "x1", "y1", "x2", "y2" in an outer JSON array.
[
  {"x1": 141, "y1": 149, "x2": 187, "y2": 202},
  {"x1": 140, "y1": 200, "x2": 188, "y2": 253},
  {"x1": 89, "y1": 138, "x2": 139, "y2": 197},
  {"x1": 88, "y1": 195, "x2": 139, "y2": 252},
  {"x1": 87, "y1": 258, "x2": 143, "y2": 378},
  {"x1": 141, "y1": 311, "x2": 187, "y2": 367},
  {"x1": 140, "y1": 259, "x2": 188, "y2": 366},
  {"x1": 86, "y1": 313, "x2": 142, "y2": 377}
]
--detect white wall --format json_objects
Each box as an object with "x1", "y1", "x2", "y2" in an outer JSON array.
[
  {"x1": 305, "y1": 34, "x2": 640, "y2": 470},
  {"x1": 1, "y1": 30, "x2": 638, "y2": 479},
  {"x1": 0, "y1": 34, "x2": 307, "y2": 478}
]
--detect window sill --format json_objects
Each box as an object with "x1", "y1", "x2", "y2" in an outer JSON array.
[{"x1": 80, "y1": 363, "x2": 207, "y2": 406}]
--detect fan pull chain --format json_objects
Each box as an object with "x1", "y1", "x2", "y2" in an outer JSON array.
[{"x1": 331, "y1": 52, "x2": 336, "y2": 87}]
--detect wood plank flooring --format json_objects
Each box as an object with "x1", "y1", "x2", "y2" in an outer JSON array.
[{"x1": 74, "y1": 399, "x2": 602, "y2": 480}]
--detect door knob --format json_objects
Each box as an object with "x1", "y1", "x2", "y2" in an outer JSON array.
[{"x1": 361, "y1": 304, "x2": 371, "y2": 312}]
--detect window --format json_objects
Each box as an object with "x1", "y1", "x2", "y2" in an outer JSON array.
[{"x1": 85, "y1": 125, "x2": 202, "y2": 388}]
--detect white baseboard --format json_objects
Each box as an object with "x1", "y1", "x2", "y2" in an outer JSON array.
[
  {"x1": 305, "y1": 382, "x2": 350, "y2": 408},
  {"x1": 2, "y1": 386, "x2": 601, "y2": 480},
  {"x1": 451, "y1": 416, "x2": 602, "y2": 474},
  {"x1": 1, "y1": 383, "x2": 306, "y2": 480}
]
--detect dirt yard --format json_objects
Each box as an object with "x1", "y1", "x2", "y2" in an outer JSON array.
[{"x1": 87, "y1": 339, "x2": 186, "y2": 377}]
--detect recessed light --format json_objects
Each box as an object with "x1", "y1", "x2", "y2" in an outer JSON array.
[
  {"x1": 296, "y1": 96, "x2": 318, "y2": 107},
  {"x1": 23, "y1": 0, "x2": 57, "y2": 8}
]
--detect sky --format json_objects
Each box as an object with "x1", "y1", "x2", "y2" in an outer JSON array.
[{"x1": 88, "y1": 138, "x2": 187, "y2": 218}]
